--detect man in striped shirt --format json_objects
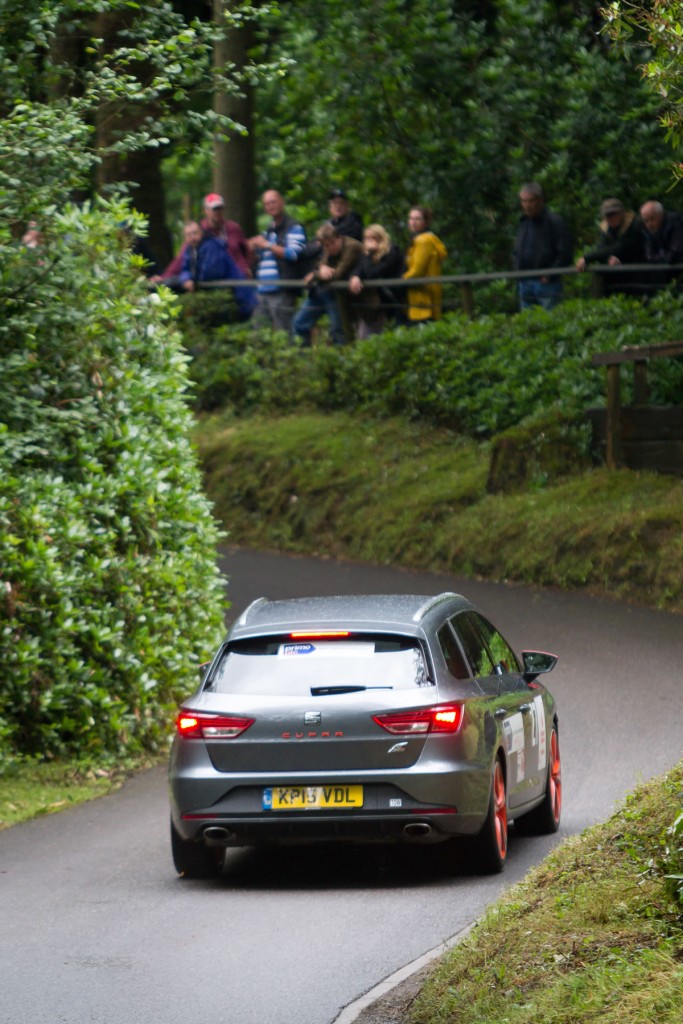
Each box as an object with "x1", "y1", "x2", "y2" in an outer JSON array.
[{"x1": 249, "y1": 190, "x2": 307, "y2": 332}]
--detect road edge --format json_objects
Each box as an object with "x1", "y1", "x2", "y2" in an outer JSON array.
[{"x1": 333, "y1": 922, "x2": 475, "y2": 1024}]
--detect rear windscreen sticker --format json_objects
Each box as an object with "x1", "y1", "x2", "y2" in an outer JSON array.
[
  {"x1": 281, "y1": 643, "x2": 316, "y2": 656},
  {"x1": 278, "y1": 642, "x2": 375, "y2": 659}
]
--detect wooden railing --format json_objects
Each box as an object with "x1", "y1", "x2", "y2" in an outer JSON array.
[{"x1": 591, "y1": 341, "x2": 683, "y2": 471}]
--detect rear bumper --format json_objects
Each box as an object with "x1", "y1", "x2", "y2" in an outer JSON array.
[
  {"x1": 173, "y1": 809, "x2": 476, "y2": 846},
  {"x1": 170, "y1": 777, "x2": 488, "y2": 846},
  {"x1": 169, "y1": 740, "x2": 493, "y2": 846}
]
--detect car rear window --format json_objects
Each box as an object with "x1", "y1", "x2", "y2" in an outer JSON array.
[{"x1": 205, "y1": 634, "x2": 432, "y2": 696}]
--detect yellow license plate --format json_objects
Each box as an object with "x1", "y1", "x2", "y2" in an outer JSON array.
[{"x1": 263, "y1": 785, "x2": 363, "y2": 810}]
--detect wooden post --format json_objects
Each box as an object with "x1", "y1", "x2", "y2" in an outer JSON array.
[
  {"x1": 336, "y1": 292, "x2": 356, "y2": 344},
  {"x1": 460, "y1": 282, "x2": 475, "y2": 318},
  {"x1": 633, "y1": 360, "x2": 649, "y2": 405},
  {"x1": 605, "y1": 364, "x2": 622, "y2": 469},
  {"x1": 590, "y1": 271, "x2": 605, "y2": 299}
]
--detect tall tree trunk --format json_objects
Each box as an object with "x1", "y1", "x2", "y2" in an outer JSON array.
[
  {"x1": 213, "y1": 1, "x2": 256, "y2": 236},
  {"x1": 93, "y1": 10, "x2": 173, "y2": 266}
]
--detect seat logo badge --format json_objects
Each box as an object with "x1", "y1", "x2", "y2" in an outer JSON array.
[
  {"x1": 304, "y1": 711, "x2": 322, "y2": 725},
  {"x1": 388, "y1": 742, "x2": 408, "y2": 754}
]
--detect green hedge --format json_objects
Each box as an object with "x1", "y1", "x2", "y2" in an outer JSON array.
[
  {"x1": 0, "y1": 203, "x2": 225, "y2": 768},
  {"x1": 188, "y1": 292, "x2": 683, "y2": 437}
]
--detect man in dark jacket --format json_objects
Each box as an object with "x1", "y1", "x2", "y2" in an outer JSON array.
[
  {"x1": 639, "y1": 200, "x2": 683, "y2": 287},
  {"x1": 328, "y1": 188, "x2": 363, "y2": 241},
  {"x1": 512, "y1": 182, "x2": 573, "y2": 310},
  {"x1": 575, "y1": 198, "x2": 644, "y2": 295}
]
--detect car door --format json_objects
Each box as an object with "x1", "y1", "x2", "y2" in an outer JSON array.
[
  {"x1": 470, "y1": 613, "x2": 546, "y2": 806},
  {"x1": 449, "y1": 612, "x2": 535, "y2": 808}
]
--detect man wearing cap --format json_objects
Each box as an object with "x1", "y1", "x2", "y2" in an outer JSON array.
[
  {"x1": 200, "y1": 193, "x2": 252, "y2": 278},
  {"x1": 328, "y1": 189, "x2": 363, "y2": 241},
  {"x1": 576, "y1": 198, "x2": 644, "y2": 274}
]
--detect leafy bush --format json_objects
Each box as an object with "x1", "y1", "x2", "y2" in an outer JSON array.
[
  {"x1": 186, "y1": 292, "x2": 683, "y2": 438},
  {"x1": 661, "y1": 811, "x2": 683, "y2": 910},
  {"x1": 0, "y1": 202, "x2": 225, "y2": 769}
]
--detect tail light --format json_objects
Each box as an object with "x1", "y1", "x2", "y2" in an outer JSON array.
[
  {"x1": 372, "y1": 704, "x2": 464, "y2": 735},
  {"x1": 176, "y1": 711, "x2": 254, "y2": 739}
]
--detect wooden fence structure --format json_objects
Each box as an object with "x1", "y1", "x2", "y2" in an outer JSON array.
[{"x1": 588, "y1": 341, "x2": 683, "y2": 475}]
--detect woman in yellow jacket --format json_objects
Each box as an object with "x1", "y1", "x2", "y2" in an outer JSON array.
[{"x1": 403, "y1": 206, "x2": 447, "y2": 323}]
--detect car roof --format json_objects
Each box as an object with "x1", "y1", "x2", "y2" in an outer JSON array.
[{"x1": 228, "y1": 593, "x2": 473, "y2": 639}]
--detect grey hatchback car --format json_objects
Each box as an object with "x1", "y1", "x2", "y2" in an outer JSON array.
[{"x1": 169, "y1": 592, "x2": 561, "y2": 878}]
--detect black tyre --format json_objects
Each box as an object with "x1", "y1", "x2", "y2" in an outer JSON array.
[
  {"x1": 171, "y1": 819, "x2": 224, "y2": 879},
  {"x1": 515, "y1": 727, "x2": 562, "y2": 836},
  {"x1": 472, "y1": 756, "x2": 508, "y2": 874}
]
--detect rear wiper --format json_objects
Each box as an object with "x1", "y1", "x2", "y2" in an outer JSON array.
[{"x1": 310, "y1": 685, "x2": 393, "y2": 696}]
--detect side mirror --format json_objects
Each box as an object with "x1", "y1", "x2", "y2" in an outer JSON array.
[{"x1": 522, "y1": 650, "x2": 558, "y2": 681}]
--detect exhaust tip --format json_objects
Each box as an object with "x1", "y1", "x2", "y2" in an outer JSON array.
[
  {"x1": 203, "y1": 826, "x2": 234, "y2": 845},
  {"x1": 403, "y1": 822, "x2": 433, "y2": 839}
]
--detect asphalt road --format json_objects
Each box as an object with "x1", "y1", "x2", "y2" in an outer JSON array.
[{"x1": 1, "y1": 548, "x2": 682, "y2": 1024}]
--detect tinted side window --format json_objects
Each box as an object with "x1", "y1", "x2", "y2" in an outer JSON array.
[
  {"x1": 450, "y1": 613, "x2": 494, "y2": 677},
  {"x1": 472, "y1": 614, "x2": 519, "y2": 674},
  {"x1": 437, "y1": 624, "x2": 470, "y2": 679}
]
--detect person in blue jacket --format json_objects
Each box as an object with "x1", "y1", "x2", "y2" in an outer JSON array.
[{"x1": 180, "y1": 222, "x2": 256, "y2": 320}]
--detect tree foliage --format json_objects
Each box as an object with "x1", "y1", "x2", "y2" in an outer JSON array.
[
  {"x1": 0, "y1": 1, "x2": 267, "y2": 143},
  {"x1": 603, "y1": 1, "x2": 683, "y2": 173},
  {"x1": 254, "y1": 0, "x2": 674, "y2": 267},
  {"x1": 0, "y1": 1, "x2": 276, "y2": 258}
]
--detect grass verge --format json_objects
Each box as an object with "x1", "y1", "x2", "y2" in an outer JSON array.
[
  {"x1": 0, "y1": 754, "x2": 161, "y2": 830},
  {"x1": 195, "y1": 410, "x2": 683, "y2": 613},
  {"x1": 411, "y1": 762, "x2": 683, "y2": 1024}
]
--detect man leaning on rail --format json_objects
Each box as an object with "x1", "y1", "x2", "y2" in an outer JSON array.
[
  {"x1": 575, "y1": 197, "x2": 644, "y2": 296},
  {"x1": 638, "y1": 200, "x2": 683, "y2": 289}
]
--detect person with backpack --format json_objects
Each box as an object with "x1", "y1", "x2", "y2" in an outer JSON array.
[
  {"x1": 249, "y1": 190, "x2": 308, "y2": 332},
  {"x1": 179, "y1": 221, "x2": 256, "y2": 321}
]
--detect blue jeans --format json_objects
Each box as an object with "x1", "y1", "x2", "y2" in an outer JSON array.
[
  {"x1": 518, "y1": 278, "x2": 562, "y2": 311},
  {"x1": 292, "y1": 286, "x2": 345, "y2": 346}
]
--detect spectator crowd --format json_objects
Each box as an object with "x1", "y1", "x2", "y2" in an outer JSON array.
[
  {"x1": 135, "y1": 183, "x2": 683, "y2": 340},
  {"x1": 147, "y1": 187, "x2": 450, "y2": 340}
]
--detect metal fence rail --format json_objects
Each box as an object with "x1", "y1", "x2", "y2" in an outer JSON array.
[{"x1": 197, "y1": 262, "x2": 683, "y2": 320}]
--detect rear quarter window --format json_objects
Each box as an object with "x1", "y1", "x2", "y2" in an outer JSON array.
[
  {"x1": 450, "y1": 613, "x2": 494, "y2": 677},
  {"x1": 437, "y1": 624, "x2": 470, "y2": 679}
]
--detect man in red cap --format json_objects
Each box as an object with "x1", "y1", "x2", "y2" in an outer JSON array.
[{"x1": 200, "y1": 192, "x2": 252, "y2": 278}]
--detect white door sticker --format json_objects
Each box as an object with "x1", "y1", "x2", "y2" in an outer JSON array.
[
  {"x1": 532, "y1": 695, "x2": 547, "y2": 772},
  {"x1": 503, "y1": 713, "x2": 526, "y2": 783}
]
